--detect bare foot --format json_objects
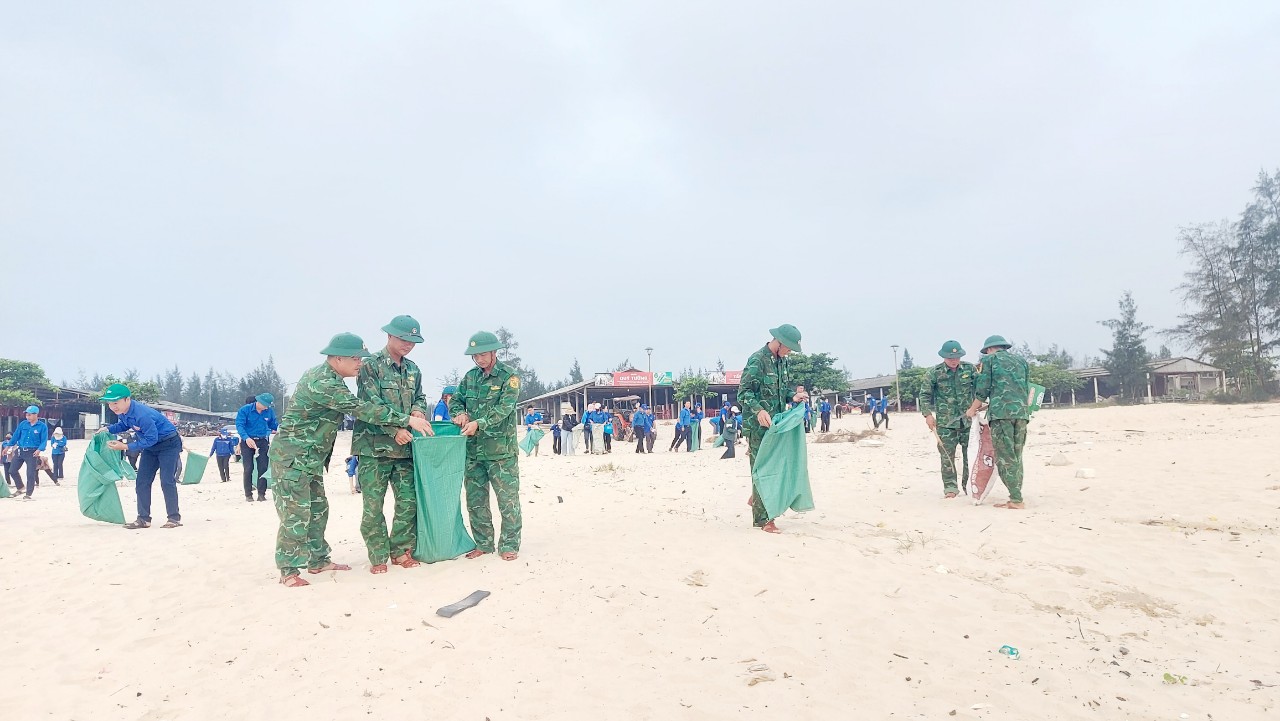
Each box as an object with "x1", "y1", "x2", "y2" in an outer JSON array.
[
  {"x1": 760, "y1": 521, "x2": 781, "y2": 534},
  {"x1": 944, "y1": 492, "x2": 958, "y2": 499},
  {"x1": 370, "y1": 564, "x2": 389, "y2": 574},
  {"x1": 994, "y1": 502, "x2": 1026, "y2": 510},
  {"x1": 465, "y1": 549, "x2": 490, "y2": 560},
  {"x1": 500, "y1": 551, "x2": 518, "y2": 561},
  {"x1": 392, "y1": 552, "x2": 421, "y2": 569},
  {"x1": 280, "y1": 575, "x2": 310, "y2": 588},
  {"x1": 308, "y1": 562, "x2": 352, "y2": 574}
]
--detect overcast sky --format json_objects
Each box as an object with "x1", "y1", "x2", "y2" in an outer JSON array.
[{"x1": 4, "y1": 2, "x2": 1279, "y2": 395}]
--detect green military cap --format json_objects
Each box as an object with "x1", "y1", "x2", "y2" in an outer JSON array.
[
  {"x1": 769, "y1": 324, "x2": 803, "y2": 352},
  {"x1": 101, "y1": 383, "x2": 132, "y2": 401},
  {"x1": 464, "y1": 330, "x2": 504, "y2": 355},
  {"x1": 982, "y1": 334, "x2": 1012, "y2": 351},
  {"x1": 382, "y1": 314, "x2": 424, "y2": 343},
  {"x1": 938, "y1": 340, "x2": 965, "y2": 359},
  {"x1": 320, "y1": 332, "x2": 372, "y2": 357},
  {"x1": 255, "y1": 393, "x2": 275, "y2": 407}
]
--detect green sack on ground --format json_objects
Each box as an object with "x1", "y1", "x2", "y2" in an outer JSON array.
[
  {"x1": 690, "y1": 422, "x2": 701, "y2": 451},
  {"x1": 411, "y1": 435, "x2": 476, "y2": 563},
  {"x1": 519, "y1": 428, "x2": 545, "y2": 456},
  {"x1": 751, "y1": 404, "x2": 814, "y2": 519},
  {"x1": 78, "y1": 433, "x2": 133, "y2": 525},
  {"x1": 0, "y1": 478, "x2": 9, "y2": 498},
  {"x1": 182, "y1": 451, "x2": 209, "y2": 484}
]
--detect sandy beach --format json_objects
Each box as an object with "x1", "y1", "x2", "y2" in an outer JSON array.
[{"x1": 2, "y1": 403, "x2": 1277, "y2": 720}]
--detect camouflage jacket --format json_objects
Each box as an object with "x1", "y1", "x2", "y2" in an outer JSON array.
[
  {"x1": 919, "y1": 362, "x2": 977, "y2": 428},
  {"x1": 974, "y1": 350, "x2": 1031, "y2": 420},
  {"x1": 269, "y1": 362, "x2": 410, "y2": 476},
  {"x1": 351, "y1": 348, "x2": 430, "y2": 458},
  {"x1": 449, "y1": 361, "x2": 520, "y2": 461},
  {"x1": 738, "y1": 345, "x2": 790, "y2": 438}
]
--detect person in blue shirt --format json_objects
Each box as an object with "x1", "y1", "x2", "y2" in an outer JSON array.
[
  {"x1": 433, "y1": 385, "x2": 455, "y2": 422},
  {"x1": 550, "y1": 422, "x2": 562, "y2": 455},
  {"x1": 236, "y1": 392, "x2": 279, "y2": 502},
  {"x1": 50, "y1": 426, "x2": 68, "y2": 481},
  {"x1": 208, "y1": 429, "x2": 239, "y2": 483},
  {"x1": 523, "y1": 407, "x2": 544, "y2": 456},
  {"x1": 872, "y1": 395, "x2": 892, "y2": 429},
  {"x1": 99, "y1": 384, "x2": 183, "y2": 528},
  {"x1": 602, "y1": 418, "x2": 614, "y2": 453},
  {"x1": 669, "y1": 401, "x2": 692, "y2": 452},
  {"x1": 582, "y1": 403, "x2": 609, "y2": 454},
  {"x1": 820, "y1": 398, "x2": 832, "y2": 432},
  {"x1": 3, "y1": 405, "x2": 50, "y2": 498},
  {"x1": 632, "y1": 404, "x2": 653, "y2": 454}
]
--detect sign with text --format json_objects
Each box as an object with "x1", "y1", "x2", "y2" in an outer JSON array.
[
  {"x1": 725, "y1": 370, "x2": 742, "y2": 384},
  {"x1": 613, "y1": 371, "x2": 651, "y2": 386}
]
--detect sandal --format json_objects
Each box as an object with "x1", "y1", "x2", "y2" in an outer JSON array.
[
  {"x1": 123, "y1": 520, "x2": 151, "y2": 529},
  {"x1": 280, "y1": 574, "x2": 310, "y2": 588},
  {"x1": 161, "y1": 521, "x2": 183, "y2": 528},
  {"x1": 392, "y1": 552, "x2": 421, "y2": 569},
  {"x1": 370, "y1": 564, "x2": 389, "y2": 574}
]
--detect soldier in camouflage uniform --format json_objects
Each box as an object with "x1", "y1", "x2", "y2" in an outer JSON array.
[
  {"x1": 449, "y1": 331, "x2": 523, "y2": 560},
  {"x1": 738, "y1": 324, "x2": 807, "y2": 533},
  {"x1": 355, "y1": 315, "x2": 434, "y2": 574},
  {"x1": 270, "y1": 332, "x2": 433, "y2": 587},
  {"x1": 966, "y1": 334, "x2": 1031, "y2": 509},
  {"x1": 919, "y1": 340, "x2": 977, "y2": 498}
]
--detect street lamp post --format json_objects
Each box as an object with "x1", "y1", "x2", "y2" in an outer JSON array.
[
  {"x1": 890, "y1": 345, "x2": 902, "y2": 411},
  {"x1": 645, "y1": 347, "x2": 654, "y2": 410}
]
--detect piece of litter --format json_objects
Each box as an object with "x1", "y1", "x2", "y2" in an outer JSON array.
[
  {"x1": 1075, "y1": 468, "x2": 1096, "y2": 479},
  {"x1": 436, "y1": 590, "x2": 491, "y2": 618},
  {"x1": 971, "y1": 703, "x2": 991, "y2": 710},
  {"x1": 935, "y1": 565, "x2": 949, "y2": 574}
]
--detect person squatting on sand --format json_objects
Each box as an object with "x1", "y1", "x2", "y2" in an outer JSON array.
[
  {"x1": 966, "y1": 334, "x2": 1031, "y2": 509},
  {"x1": 450, "y1": 331, "x2": 523, "y2": 561},
  {"x1": 920, "y1": 340, "x2": 977, "y2": 499},
  {"x1": 738, "y1": 324, "x2": 806, "y2": 533},
  {"x1": 271, "y1": 332, "x2": 433, "y2": 588}
]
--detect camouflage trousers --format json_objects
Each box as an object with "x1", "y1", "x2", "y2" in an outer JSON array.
[
  {"x1": 990, "y1": 419, "x2": 1028, "y2": 503},
  {"x1": 464, "y1": 455, "x2": 521, "y2": 554},
  {"x1": 936, "y1": 424, "x2": 970, "y2": 494},
  {"x1": 272, "y1": 465, "x2": 332, "y2": 578},
  {"x1": 358, "y1": 456, "x2": 417, "y2": 565},
  {"x1": 745, "y1": 431, "x2": 770, "y2": 527}
]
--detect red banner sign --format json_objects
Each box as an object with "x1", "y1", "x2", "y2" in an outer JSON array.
[
  {"x1": 613, "y1": 371, "x2": 651, "y2": 386},
  {"x1": 725, "y1": 371, "x2": 742, "y2": 384}
]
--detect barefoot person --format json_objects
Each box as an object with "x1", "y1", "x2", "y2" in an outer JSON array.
[
  {"x1": 919, "y1": 340, "x2": 977, "y2": 498},
  {"x1": 270, "y1": 332, "x2": 433, "y2": 587},
  {"x1": 738, "y1": 324, "x2": 807, "y2": 533},
  {"x1": 355, "y1": 315, "x2": 433, "y2": 575},
  {"x1": 99, "y1": 387, "x2": 184, "y2": 527},
  {"x1": 449, "y1": 330, "x2": 523, "y2": 561},
  {"x1": 966, "y1": 335, "x2": 1031, "y2": 509}
]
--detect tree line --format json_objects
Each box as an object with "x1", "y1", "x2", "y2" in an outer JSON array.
[{"x1": 66, "y1": 359, "x2": 288, "y2": 413}]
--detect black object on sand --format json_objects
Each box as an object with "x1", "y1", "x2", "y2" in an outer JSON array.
[{"x1": 436, "y1": 590, "x2": 491, "y2": 618}]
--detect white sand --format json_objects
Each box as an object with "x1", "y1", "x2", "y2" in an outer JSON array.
[{"x1": 1, "y1": 403, "x2": 1277, "y2": 720}]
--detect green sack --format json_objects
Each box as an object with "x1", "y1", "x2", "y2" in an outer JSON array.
[
  {"x1": 751, "y1": 404, "x2": 814, "y2": 519},
  {"x1": 431, "y1": 421, "x2": 460, "y2": 437},
  {"x1": 519, "y1": 428, "x2": 545, "y2": 456},
  {"x1": 263, "y1": 466, "x2": 272, "y2": 488},
  {"x1": 411, "y1": 435, "x2": 476, "y2": 562},
  {"x1": 1028, "y1": 383, "x2": 1046, "y2": 414},
  {"x1": 181, "y1": 451, "x2": 209, "y2": 484},
  {"x1": 77, "y1": 433, "x2": 133, "y2": 525},
  {"x1": 689, "y1": 421, "x2": 700, "y2": 451},
  {"x1": 0, "y1": 476, "x2": 9, "y2": 498}
]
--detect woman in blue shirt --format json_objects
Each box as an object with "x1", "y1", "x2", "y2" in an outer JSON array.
[{"x1": 50, "y1": 427, "x2": 68, "y2": 480}]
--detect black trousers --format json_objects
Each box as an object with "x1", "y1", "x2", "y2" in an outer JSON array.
[
  {"x1": 52, "y1": 453, "x2": 66, "y2": 479},
  {"x1": 669, "y1": 427, "x2": 686, "y2": 451},
  {"x1": 873, "y1": 411, "x2": 890, "y2": 429},
  {"x1": 11, "y1": 449, "x2": 39, "y2": 495},
  {"x1": 552, "y1": 436, "x2": 562, "y2": 454},
  {"x1": 582, "y1": 426, "x2": 593, "y2": 452},
  {"x1": 215, "y1": 454, "x2": 232, "y2": 482},
  {"x1": 126, "y1": 451, "x2": 140, "y2": 470},
  {"x1": 635, "y1": 431, "x2": 646, "y2": 453},
  {"x1": 645, "y1": 431, "x2": 655, "y2": 453},
  {"x1": 721, "y1": 436, "x2": 736, "y2": 459},
  {"x1": 820, "y1": 412, "x2": 831, "y2": 432},
  {"x1": 242, "y1": 438, "x2": 270, "y2": 497},
  {"x1": 603, "y1": 433, "x2": 612, "y2": 452}
]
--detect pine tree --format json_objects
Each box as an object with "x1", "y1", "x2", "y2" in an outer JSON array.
[
  {"x1": 900, "y1": 349, "x2": 914, "y2": 370},
  {"x1": 1100, "y1": 291, "x2": 1153, "y2": 401}
]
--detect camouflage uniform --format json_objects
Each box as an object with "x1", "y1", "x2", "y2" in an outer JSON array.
[
  {"x1": 270, "y1": 362, "x2": 410, "y2": 578},
  {"x1": 919, "y1": 361, "x2": 977, "y2": 493},
  {"x1": 354, "y1": 348, "x2": 430, "y2": 565},
  {"x1": 974, "y1": 350, "x2": 1031, "y2": 503},
  {"x1": 738, "y1": 345, "x2": 790, "y2": 527},
  {"x1": 449, "y1": 361, "x2": 522, "y2": 553}
]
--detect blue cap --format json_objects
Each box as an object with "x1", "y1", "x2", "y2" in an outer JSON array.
[
  {"x1": 256, "y1": 393, "x2": 275, "y2": 407},
  {"x1": 442, "y1": 385, "x2": 457, "y2": 395},
  {"x1": 641, "y1": 404, "x2": 649, "y2": 409},
  {"x1": 24, "y1": 405, "x2": 39, "y2": 414}
]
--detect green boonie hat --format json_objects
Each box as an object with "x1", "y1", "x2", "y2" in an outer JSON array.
[
  {"x1": 464, "y1": 330, "x2": 504, "y2": 355},
  {"x1": 101, "y1": 383, "x2": 132, "y2": 401},
  {"x1": 982, "y1": 334, "x2": 1012, "y2": 350},
  {"x1": 320, "y1": 332, "x2": 372, "y2": 357},
  {"x1": 255, "y1": 393, "x2": 275, "y2": 407},
  {"x1": 769, "y1": 324, "x2": 803, "y2": 353},
  {"x1": 382, "y1": 314, "x2": 424, "y2": 343},
  {"x1": 938, "y1": 340, "x2": 965, "y2": 359}
]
